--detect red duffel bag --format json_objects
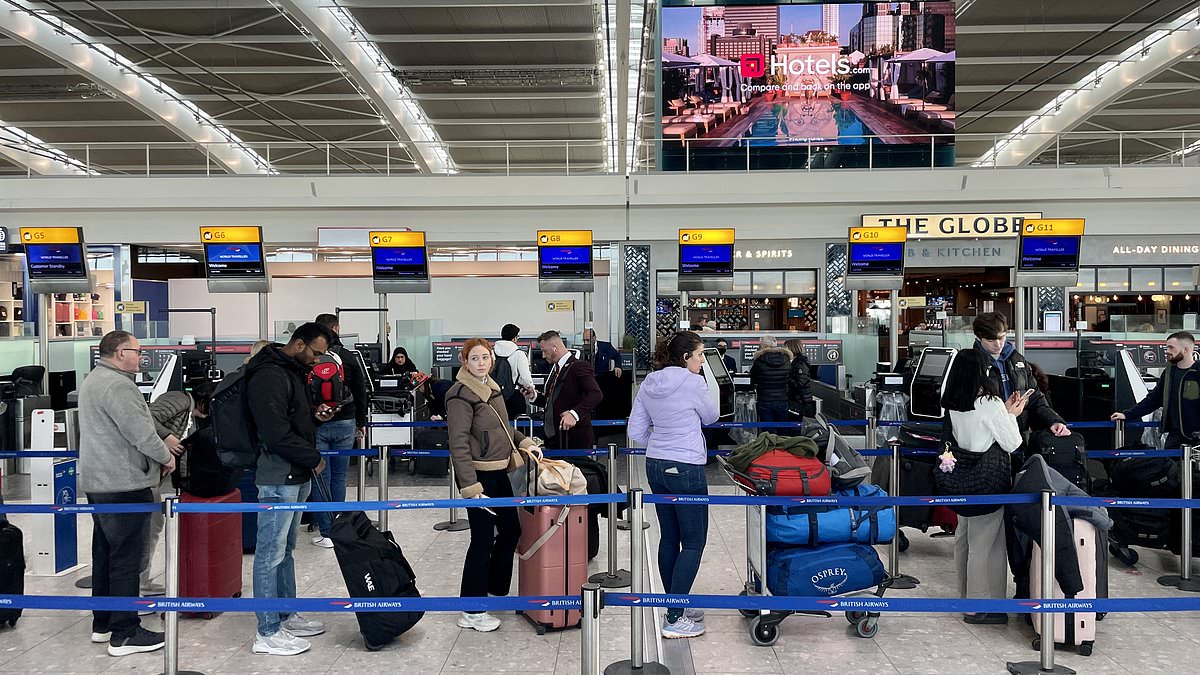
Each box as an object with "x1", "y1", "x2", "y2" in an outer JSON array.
[{"x1": 734, "y1": 449, "x2": 830, "y2": 497}]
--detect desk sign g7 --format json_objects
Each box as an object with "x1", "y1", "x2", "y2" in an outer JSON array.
[{"x1": 370, "y1": 231, "x2": 425, "y2": 248}]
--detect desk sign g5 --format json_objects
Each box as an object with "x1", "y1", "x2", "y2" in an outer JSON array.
[
  {"x1": 200, "y1": 226, "x2": 262, "y2": 243},
  {"x1": 20, "y1": 227, "x2": 82, "y2": 244}
]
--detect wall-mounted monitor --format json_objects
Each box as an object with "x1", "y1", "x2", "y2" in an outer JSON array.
[
  {"x1": 845, "y1": 226, "x2": 906, "y2": 290},
  {"x1": 1012, "y1": 218, "x2": 1084, "y2": 288},
  {"x1": 20, "y1": 227, "x2": 94, "y2": 293},
  {"x1": 678, "y1": 228, "x2": 735, "y2": 291},
  {"x1": 200, "y1": 226, "x2": 271, "y2": 293},
  {"x1": 370, "y1": 231, "x2": 430, "y2": 293},
  {"x1": 538, "y1": 230, "x2": 594, "y2": 292}
]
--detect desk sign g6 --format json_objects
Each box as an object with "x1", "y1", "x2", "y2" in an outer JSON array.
[{"x1": 200, "y1": 226, "x2": 262, "y2": 243}]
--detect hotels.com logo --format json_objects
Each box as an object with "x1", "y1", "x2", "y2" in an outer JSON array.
[{"x1": 740, "y1": 54, "x2": 766, "y2": 78}]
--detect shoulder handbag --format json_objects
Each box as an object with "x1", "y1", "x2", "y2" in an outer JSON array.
[{"x1": 933, "y1": 442, "x2": 1011, "y2": 496}]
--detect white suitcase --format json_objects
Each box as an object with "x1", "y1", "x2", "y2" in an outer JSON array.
[{"x1": 1030, "y1": 518, "x2": 1099, "y2": 656}]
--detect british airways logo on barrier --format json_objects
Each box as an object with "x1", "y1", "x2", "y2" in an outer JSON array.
[
  {"x1": 921, "y1": 497, "x2": 969, "y2": 504},
  {"x1": 526, "y1": 598, "x2": 576, "y2": 608},
  {"x1": 518, "y1": 497, "x2": 560, "y2": 506},
  {"x1": 788, "y1": 497, "x2": 840, "y2": 505},
  {"x1": 817, "y1": 599, "x2": 889, "y2": 609},
  {"x1": 330, "y1": 600, "x2": 408, "y2": 610},
  {"x1": 1102, "y1": 498, "x2": 1152, "y2": 507},
  {"x1": 616, "y1": 595, "x2": 643, "y2": 604},
  {"x1": 667, "y1": 496, "x2": 711, "y2": 504},
  {"x1": 258, "y1": 504, "x2": 307, "y2": 511}
]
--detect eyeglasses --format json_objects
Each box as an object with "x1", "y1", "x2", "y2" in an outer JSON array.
[{"x1": 120, "y1": 348, "x2": 144, "y2": 356}]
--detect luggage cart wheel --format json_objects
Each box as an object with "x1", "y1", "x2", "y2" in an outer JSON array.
[
  {"x1": 897, "y1": 530, "x2": 910, "y2": 553},
  {"x1": 854, "y1": 618, "x2": 878, "y2": 639},
  {"x1": 1031, "y1": 638, "x2": 1041, "y2": 651},
  {"x1": 737, "y1": 590, "x2": 758, "y2": 619},
  {"x1": 845, "y1": 611, "x2": 867, "y2": 625},
  {"x1": 1078, "y1": 642, "x2": 1093, "y2": 657},
  {"x1": 1109, "y1": 542, "x2": 1138, "y2": 567},
  {"x1": 749, "y1": 616, "x2": 779, "y2": 647}
]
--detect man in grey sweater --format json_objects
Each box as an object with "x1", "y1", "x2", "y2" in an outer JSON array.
[{"x1": 79, "y1": 331, "x2": 174, "y2": 657}]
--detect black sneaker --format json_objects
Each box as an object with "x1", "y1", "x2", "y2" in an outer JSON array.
[{"x1": 107, "y1": 627, "x2": 165, "y2": 656}]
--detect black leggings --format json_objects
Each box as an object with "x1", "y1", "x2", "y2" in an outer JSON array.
[{"x1": 460, "y1": 469, "x2": 521, "y2": 604}]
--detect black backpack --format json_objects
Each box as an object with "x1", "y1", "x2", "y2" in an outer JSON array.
[
  {"x1": 493, "y1": 352, "x2": 516, "y2": 399},
  {"x1": 210, "y1": 366, "x2": 259, "y2": 470}
]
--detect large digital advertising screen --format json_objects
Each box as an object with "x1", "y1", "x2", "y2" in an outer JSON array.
[{"x1": 660, "y1": 1, "x2": 956, "y2": 170}]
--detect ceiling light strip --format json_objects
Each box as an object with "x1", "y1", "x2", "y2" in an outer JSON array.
[{"x1": 0, "y1": 121, "x2": 97, "y2": 175}]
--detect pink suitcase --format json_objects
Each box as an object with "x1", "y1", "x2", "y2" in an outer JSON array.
[
  {"x1": 517, "y1": 505, "x2": 587, "y2": 633},
  {"x1": 1030, "y1": 518, "x2": 1098, "y2": 656}
]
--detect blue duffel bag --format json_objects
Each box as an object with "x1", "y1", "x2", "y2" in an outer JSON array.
[
  {"x1": 766, "y1": 543, "x2": 887, "y2": 597},
  {"x1": 765, "y1": 483, "x2": 895, "y2": 546}
]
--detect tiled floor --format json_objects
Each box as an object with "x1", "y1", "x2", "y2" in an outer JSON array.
[{"x1": 4, "y1": 458, "x2": 1200, "y2": 674}]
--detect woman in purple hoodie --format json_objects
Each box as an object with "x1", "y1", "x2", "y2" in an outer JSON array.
[{"x1": 628, "y1": 331, "x2": 720, "y2": 639}]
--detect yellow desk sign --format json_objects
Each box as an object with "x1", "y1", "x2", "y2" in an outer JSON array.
[
  {"x1": 370, "y1": 231, "x2": 424, "y2": 247},
  {"x1": 679, "y1": 228, "x2": 735, "y2": 245},
  {"x1": 20, "y1": 227, "x2": 81, "y2": 244},
  {"x1": 115, "y1": 301, "x2": 146, "y2": 314},
  {"x1": 1023, "y1": 219, "x2": 1085, "y2": 236},
  {"x1": 849, "y1": 226, "x2": 907, "y2": 243},
  {"x1": 200, "y1": 226, "x2": 262, "y2": 243},
  {"x1": 897, "y1": 296, "x2": 927, "y2": 309},
  {"x1": 546, "y1": 301, "x2": 575, "y2": 312},
  {"x1": 537, "y1": 230, "x2": 592, "y2": 247}
]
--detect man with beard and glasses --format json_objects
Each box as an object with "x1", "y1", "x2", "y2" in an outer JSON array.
[{"x1": 1112, "y1": 331, "x2": 1200, "y2": 449}]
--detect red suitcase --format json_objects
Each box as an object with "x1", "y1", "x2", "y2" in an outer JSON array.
[
  {"x1": 179, "y1": 490, "x2": 243, "y2": 618},
  {"x1": 517, "y1": 505, "x2": 587, "y2": 633}
]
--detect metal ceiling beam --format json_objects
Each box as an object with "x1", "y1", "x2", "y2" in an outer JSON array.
[
  {"x1": 330, "y1": 0, "x2": 592, "y2": 6},
  {"x1": 413, "y1": 91, "x2": 602, "y2": 100},
  {"x1": 958, "y1": 82, "x2": 1199, "y2": 93},
  {"x1": 977, "y1": 13, "x2": 1200, "y2": 167},
  {"x1": 957, "y1": 22, "x2": 1180, "y2": 35},
  {"x1": 0, "y1": 2, "x2": 271, "y2": 174},
  {"x1": 48, "y1": 1, "x2": 267, "y2": 8},
  {"x1": 0, "y1": 66, "x2": 341, "y2": 75},
  {"x1": 370, "y1": 32, "x2": 594, "y2": 43},
  {"x1": 961, "y1": 107, "x2": 1200, "y2": 118},
  {"x1": 0, "y1": 122, "x2": 92, "y2": 174},
  {"x1": 272, "y1": 0, "x2": 451, "y2": 173},
  {"x1": 958, "y1": 54, "x2": 1122, "y2": 66},
  {"x1": 11, "y1": 118, "x2": 394, "y2": 127},
  {"x1": 429, "y1": 117, "x2": 603, "y2": 125}
]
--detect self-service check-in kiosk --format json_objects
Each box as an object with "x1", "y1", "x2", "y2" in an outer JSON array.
[
  {"x1": 910, "y1": 347, "x2": 959, "y2": 420},
  {"x1": 29, "y1": 407, "x2": 83, "y2": 576},
  {"x1": 701, "y1": 347, "x2": 735, "y2": 421}
]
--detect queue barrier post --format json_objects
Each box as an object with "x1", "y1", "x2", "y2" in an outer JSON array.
[
  {"x1": 1007, "y1": 489, "x2": 1074, "y2": 675},
  {"x1": 616, "y1": 448, "x2": 649, "y2": 532},
  {"x1": 1113, "y1": 418, "x2": 1126, "y2": 452},
  {"x1": 377, "y1": 445, "x2": 390, "y2": 532},
  {"x1": 589, "y1": 443, "x2": 631, "y2": 588},
  {"x1": 1158, "y1": 442, "x2": 1200, "y2": 591},
  {"x1": 886, "y1": 440, "x2": 920, "y2": 590},
  {"x1": 161, "y1": 496, "x2": 202, "y2": 675},
  {"x1": 581, "y1": 583, "x2": 603, "y2": 675},
  {"x1": 866, "y1": 412, "x2": 878, "y2": 453},
  {"x1": 605, "y1": 489, "x2": 669, "y2": 675},
  {"x1": 433, "y1": 459, "x2": 470, "y2": 532}
]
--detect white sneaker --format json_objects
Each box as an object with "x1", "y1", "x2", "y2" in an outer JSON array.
[
  {"x1": 252, "y1": 630, "x2": 311, "y2": 656},
  {"x1": 457, "y1": 611, "x2": 501, "y2": 632},
  {"x1": 140, "y1": 582, "x2": 166, "y2": 596},
  {"x1": 661, "y1": 615, "x2": 705, "y2": 639},
  {"x1": 684, "y1": 608, "x2": 705, "y2": 622},
  {"x1": 311, "y1": 536, "x2": 334, "y2": 549},
  {"x1": 90, "y1": 631, "x2": 111, "y2": 643},
  {"x1": 281, "y1": 614, "x2": 326, "y2": 637}
]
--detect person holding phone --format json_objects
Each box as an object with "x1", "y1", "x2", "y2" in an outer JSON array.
[{"x1": 973, "y1": 313, "x2": 1069, "y2": 439}]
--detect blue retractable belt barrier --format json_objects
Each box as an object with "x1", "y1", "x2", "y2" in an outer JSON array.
[
  {"x1": 1066, "y1": 421, "x2": 1115, "y2": 429},
  {"x1": 0, "y1": 502, "x2": 161, "y2": 515},
  {"x1": 1127, "y1": 420, "x2": 1162, "y2": 429},
  {"x1": 1086, "y1": 449, "x2": 1183, "y2": 458},
  {"x1": 826, "y1": 419, "x2": 871, "y2": 427},
  {"x1": 642, "y1": 493, "x2": 1040, "y2": 508},
  {"x1": 0, "y1": 594, "x2": 578, "y2": 613},
  {"x1": 319, "y1": 448, "x2": 377, "y2": 457},
  {"x1": 0, "y1": 451, "x2": 80, "y2": 459},
  {"x1": 169, "y1": 493, "x2": 626, "y2": 514},
  {"x1": 602, "y1": 593, "x2": 1200, "y2": 614},
  {"x1": 1053, "y1": 495, "x2": 1200, "y2": 509}
]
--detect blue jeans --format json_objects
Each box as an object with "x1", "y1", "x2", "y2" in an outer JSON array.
[
  {"x1": 313, "y1": 419, "x2": 355, "y2": 537},
  {"x1": 254, "y1": 481, "x2": 311, "y2": 636},
  {"x1": 757, "y1": 400, "x2": 789, "y2": 424},
  {"x1": 646, "y1": 458, "x2": 708, "y2": 622}
]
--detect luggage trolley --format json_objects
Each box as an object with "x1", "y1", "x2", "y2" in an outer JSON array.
[{"x1": 718, "y1": 456, "x2": 886, "y2": 646}]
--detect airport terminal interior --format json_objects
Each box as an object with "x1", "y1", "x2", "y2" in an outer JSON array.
[{"x1": 3, "y1": 0, "x2": 1200, "y2": 673}]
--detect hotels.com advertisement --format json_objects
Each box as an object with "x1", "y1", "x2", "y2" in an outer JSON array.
[{"x1": 659, "y1": 1, "x2": 956, "y2": 169}]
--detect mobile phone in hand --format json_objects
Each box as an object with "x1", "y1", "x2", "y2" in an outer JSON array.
[{"x1": 1020, "y1": 388, "x2": 1036, "y2": 400}]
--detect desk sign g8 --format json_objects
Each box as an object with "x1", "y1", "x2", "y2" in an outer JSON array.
[
  {"x1": 537, "y1": 230, "x2": 592, "y2": 247},
  {"x1": 200, "y1": 226, "x2": 262, "y2": 243},
  {"x1": 20, "y1": 227, "x2": 82, "y2": 244}
]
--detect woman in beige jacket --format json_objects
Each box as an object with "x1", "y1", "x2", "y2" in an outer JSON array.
[{"x1": 445, "y1": 337, "x2": 538, "y2": 633}]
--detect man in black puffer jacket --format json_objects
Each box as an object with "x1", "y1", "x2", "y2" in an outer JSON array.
[
  {"x1": 245, "y1": 322, "x2": 335, "y2": 656},
  {"x1": 750, "y1": 336, "x2": 792, "y2": 424}
]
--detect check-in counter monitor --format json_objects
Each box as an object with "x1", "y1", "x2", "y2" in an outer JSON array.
[
  {"x1": 910, "y1": 347, "x2": 958, "y2": 419},
  {"x1": 702, "y1": 347, "x2": 735, "y2": 421}
]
